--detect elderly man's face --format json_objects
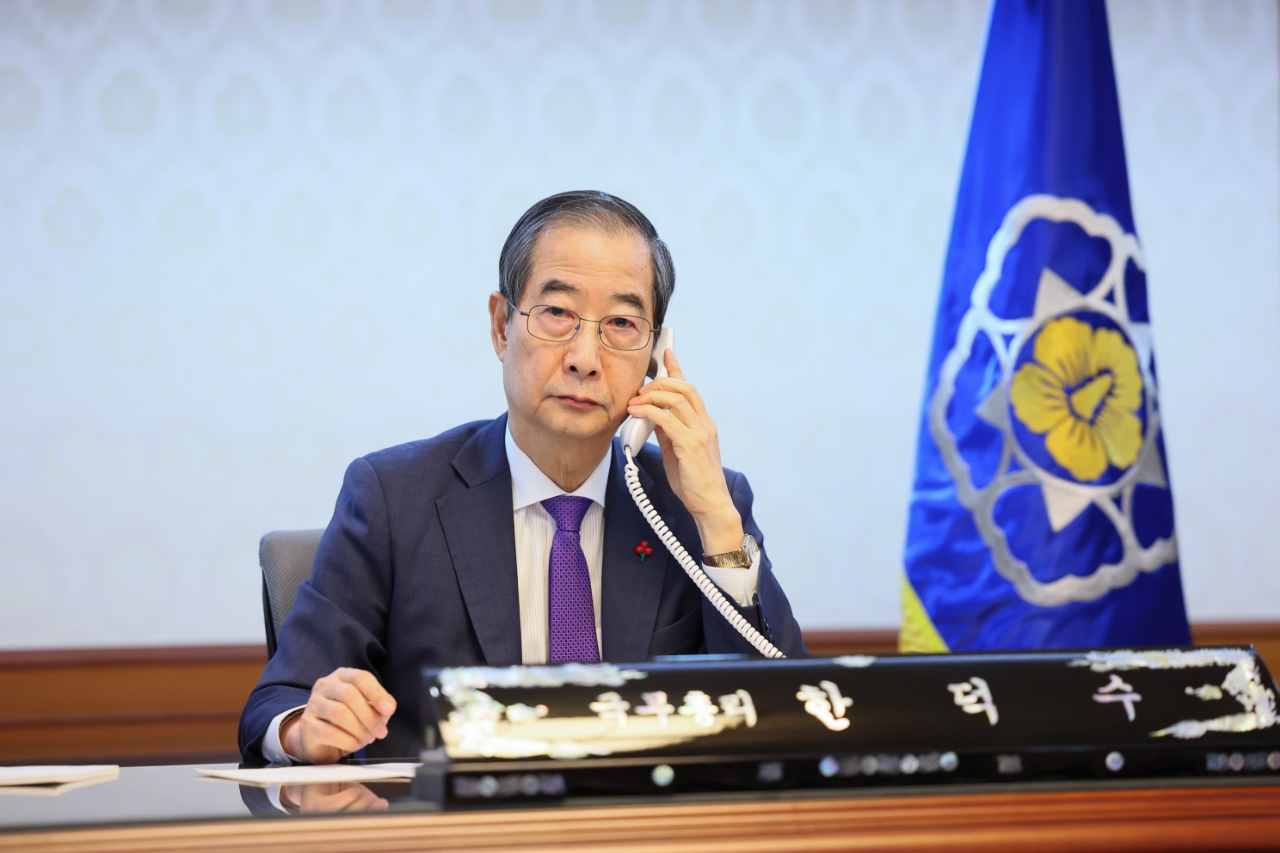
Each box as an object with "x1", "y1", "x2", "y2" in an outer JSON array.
[{"x1": 492, "y1": 225, "x2": 655, "y2": 447}]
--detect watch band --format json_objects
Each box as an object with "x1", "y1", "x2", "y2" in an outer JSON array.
[{"x1": 703, "y1": 534, "x2": 757, "y2": 569}]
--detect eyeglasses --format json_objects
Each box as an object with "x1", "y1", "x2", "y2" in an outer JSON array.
[{"x1": 507, "y1": 301, "x2": 656, "y2": 352}]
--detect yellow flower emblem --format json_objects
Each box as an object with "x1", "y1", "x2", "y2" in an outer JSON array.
[{"x1": 1010, "y1": 316, "x2": 1143, "y2": 482}]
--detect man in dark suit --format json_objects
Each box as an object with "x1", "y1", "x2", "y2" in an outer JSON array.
[{"x1": 239, "y1": 191, "x2": 806, "y2": 766}]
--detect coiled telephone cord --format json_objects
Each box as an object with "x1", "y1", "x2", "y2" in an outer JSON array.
[{"x1": 623, "y1": 447, "x2": 786, "y2": 660}]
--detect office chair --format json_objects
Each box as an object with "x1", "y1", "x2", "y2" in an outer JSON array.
[{"x1": 259, "y1": 529, "x2": 324, "y2": 659}]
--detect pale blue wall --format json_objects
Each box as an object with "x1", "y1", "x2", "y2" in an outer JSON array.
[{"x1": 0, "y1": 0, "x2": 1276, "y2": 647}]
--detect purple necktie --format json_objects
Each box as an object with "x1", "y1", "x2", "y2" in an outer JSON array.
[{"x1": 542, "y1": 495, "x2": 599, "y2": 663}]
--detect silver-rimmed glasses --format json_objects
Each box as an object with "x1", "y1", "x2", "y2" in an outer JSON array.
[{"x1": 508, "y1": 301, "x2": 656, "y2": 352}]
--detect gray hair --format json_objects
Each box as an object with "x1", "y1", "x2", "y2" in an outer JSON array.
[{"x1": 498, "y1": 191, "x2": 676, "y2": 329}]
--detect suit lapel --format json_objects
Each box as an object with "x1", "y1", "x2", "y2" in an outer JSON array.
[
  {"x1": 601, "y1": 441, "x2": 670, "y2": 664},
  {"x1": 437, "y1": 415, "x2": 523, "y2": 666}
]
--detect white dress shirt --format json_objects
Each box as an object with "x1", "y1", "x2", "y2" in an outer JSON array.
[
  {"x1": 507, "y1": 426, "x2": 610, "y2": 664},
  {"x1": 262, "y1": 423, "x2": 759, "y2": 764}
]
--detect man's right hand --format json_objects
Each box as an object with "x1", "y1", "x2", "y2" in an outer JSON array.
[
  {"x1": 281, "y1": 668, "x2": 397, "y2": 765},
  {"x1": 280, "y1": 782, "x2": 389, "y2": 813}
]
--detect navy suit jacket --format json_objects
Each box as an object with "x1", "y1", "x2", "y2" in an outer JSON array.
[{"x1": 239, "y1": 414, "x2": 806, "y2": 762}]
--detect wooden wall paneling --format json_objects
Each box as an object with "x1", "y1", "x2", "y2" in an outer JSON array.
[
  {"x1": 1, "y1": 623, "x2": 1276, "y2": 766},
  {"x1": 801, "y1": 629, "x2": 899, "y2": 657},
  {"x1": 1191, "y1": 622, "x2": 1280, "y2": 676},
  {"x1": 0, "y1": 646, "x2": 266, "y2": 765},
  {"x1": 805, "y1": 623, "x2": 1280, "y2": 674}
]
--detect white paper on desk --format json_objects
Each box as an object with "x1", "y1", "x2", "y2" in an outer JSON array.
[
  {"x1": 0, "y1": 765, "x2": 119, "y2": 796},
  {"x1": 196, "y1": 763, "x2": 419, "y2": 787}
]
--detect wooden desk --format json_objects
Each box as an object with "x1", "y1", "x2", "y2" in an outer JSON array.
[{"x1": 3, "y1": 779, "x2": 1278, "y2": 852}]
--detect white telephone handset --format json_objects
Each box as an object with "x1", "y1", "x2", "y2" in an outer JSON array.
[
  {"x1": 618, "y1": 328, "x2": 785, "y2": 659},
  {"x1": 619, "y1": 327, "x2": 673, "y2": 456}
]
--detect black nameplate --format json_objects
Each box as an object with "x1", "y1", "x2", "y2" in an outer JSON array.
[{"x1": 417, "y1": 648, "x2": 1280, "y2": 802}]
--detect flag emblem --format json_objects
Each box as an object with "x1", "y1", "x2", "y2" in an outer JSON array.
[{"x1": 929, "y1": 194, "x2": 1175, "y2": 608}]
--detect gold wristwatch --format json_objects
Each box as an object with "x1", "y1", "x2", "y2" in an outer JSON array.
[{"x1": 703, "y1": 534, "x2": 758, "y2": 569}]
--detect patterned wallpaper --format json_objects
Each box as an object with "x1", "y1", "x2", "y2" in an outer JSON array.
[{"x1": 0, "y1": 0, "x2": 1275, "y2": 647}]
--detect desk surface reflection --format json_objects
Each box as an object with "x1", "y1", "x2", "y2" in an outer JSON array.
[{"x1": 0, "y1": 764, "x2": 419, "y2": 831}]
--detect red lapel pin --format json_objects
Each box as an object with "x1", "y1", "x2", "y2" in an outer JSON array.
[{"x1": 634, "y1": 540, "x2": 654, "y2": 562}]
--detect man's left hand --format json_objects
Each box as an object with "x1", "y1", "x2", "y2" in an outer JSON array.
[{"x1": 627, "y1": 349, "x2": 745, "y2": 555}]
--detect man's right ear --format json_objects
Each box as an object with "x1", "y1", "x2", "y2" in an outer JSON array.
[{"x1": 489, "y1": 291, "x2": 510, "y2": 360}]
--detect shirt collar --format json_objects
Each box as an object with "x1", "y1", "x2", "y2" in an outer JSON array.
[{"x1": 505, "y1": 421, "x2": 611, "y2": 511}]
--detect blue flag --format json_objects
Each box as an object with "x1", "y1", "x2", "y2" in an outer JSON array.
[{"x1": 901, "y1": 0, "x2": 1191, "y2": 652}]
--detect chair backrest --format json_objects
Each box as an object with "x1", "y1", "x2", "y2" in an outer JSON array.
[{"x1": 260, "y1": 529, "x2": 324, "y2": 659}]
